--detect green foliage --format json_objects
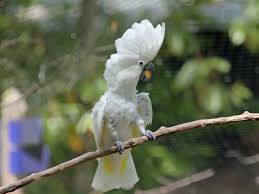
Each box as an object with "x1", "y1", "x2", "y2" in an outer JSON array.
[
  {"x1": 229, "y1": 0, "x2": 259, "y2": 52},
  {"x1": 174, "y1": 57, "x2": 230, "y2": 89},
  {"x1": 167, "y1": 29, "x2": 200, "y2": 57},
  {"x1": 173, "y1": 57, "x2": 251, "y2": 114}
]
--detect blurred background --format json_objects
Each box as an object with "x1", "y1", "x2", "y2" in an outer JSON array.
[{"x1": 1, "y1": 0, "x2": 259, "y2": 193}]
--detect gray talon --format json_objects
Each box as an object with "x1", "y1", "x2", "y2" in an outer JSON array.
[
  {"x1": 142, "y1": 130, "x2": 156, "y2": 140},
  {"x1": 115, "y1": 140, "x2": 124, "y2": 154}
]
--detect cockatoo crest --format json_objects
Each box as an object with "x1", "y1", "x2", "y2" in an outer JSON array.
[{"x1": 104, "y1": 19, "x2": 165, "y2": 87}]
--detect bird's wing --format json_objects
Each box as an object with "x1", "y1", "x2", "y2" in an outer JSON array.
[
  {"x1": 136, "y1": 92, "x2": 153, "y2": 127},
  {"x1": 92, "y1": 95, "x2": 107, "y2": 149}
]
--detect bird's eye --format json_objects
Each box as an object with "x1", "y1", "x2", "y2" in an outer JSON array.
[{"x1": 138, "y1": 60, "x2": 144, "y2": 66}]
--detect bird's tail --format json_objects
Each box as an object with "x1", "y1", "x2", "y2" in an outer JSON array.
[{"x1": 91, "y1": 150, "x2": 139, "y2": 192}]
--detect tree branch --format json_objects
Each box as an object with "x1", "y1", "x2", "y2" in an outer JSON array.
[
  {"x1": 135, "y1": 169, "x2": 215, "y2": 194},
  {"x1": 0, "y1": 111, "x2": 259, "y2": 194}
]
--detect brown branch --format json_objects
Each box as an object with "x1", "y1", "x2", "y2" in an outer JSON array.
[
  {"x1": 226, "y1": 150, "x2": 259, "y2": 165},
  {"x1": 1, "y1": 111, "x2": 259, "y2": 194},
  {"x1": 135, "y1": 169, "x2": 215, "y2": 194}
]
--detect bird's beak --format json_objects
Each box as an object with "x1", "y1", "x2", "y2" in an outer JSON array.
[{"x1": 140, "y1": 62, "x2": 154, "y2": 82}]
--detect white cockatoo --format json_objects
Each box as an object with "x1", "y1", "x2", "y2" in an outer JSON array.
[{"x1": 91, "y1": 19, "x2": 165, "y2": 192}]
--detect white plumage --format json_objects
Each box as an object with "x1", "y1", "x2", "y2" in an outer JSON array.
[
  {"x1": 91, "y1": 19, "x2": 165, "y2": 192},
  {"x1": 104, "y1": 19, "x2": 165, "y2": 88}
]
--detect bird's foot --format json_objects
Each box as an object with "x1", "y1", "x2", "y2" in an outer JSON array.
[
  {"x1": 141, "y1": 130, "x2": 156, "y2": 140},
  {"x1": 114, "y1": 140, "x2": 124, "y2": 154}
]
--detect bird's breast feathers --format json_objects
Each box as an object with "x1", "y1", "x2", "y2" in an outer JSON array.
[{"x1": 106, "y1": 95, "x2": 138, "y2": 121}]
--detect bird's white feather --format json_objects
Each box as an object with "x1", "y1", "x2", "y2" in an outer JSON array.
[
  {"x1": 115, "y1": 19, "x2": 165, "y2": 63},
  {"x1": 92, "y1": 150, "x2": 139, "y2": 192},
  {"x1": 104, "y1": 54, "x2": 139, "y2": 88},
  {"x1": 92, "y1": 95, "x2": 107, "y2": 149},
  {"x1": 136, "y1": 92, "x2": 153, "y2": 126},
  {"x1": 104, "y1": 19, "x2": 165, "y2": 87}
]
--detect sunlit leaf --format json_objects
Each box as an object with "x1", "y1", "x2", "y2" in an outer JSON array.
[
  {"x1": 76, "y1": 112, "x2": 93, "y2": 134},
  {"x1": 229, "y1": 22, "x2": 246, "y2": 46},
  {"x1": 230, "y1": 82, "x2": 252, "y2": 106},
  {"x1": 203, "y1": 85, "x2": 223, "y2": 114}
]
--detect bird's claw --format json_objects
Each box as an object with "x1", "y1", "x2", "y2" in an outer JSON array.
[
  {"x1": 114, "y1": 140, "x2": 124, "y2": 154},
  {"x1": 142, "y1": 130, "x2": 156, "y2": 140}
]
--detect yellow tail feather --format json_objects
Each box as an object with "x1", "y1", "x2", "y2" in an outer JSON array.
[
  {"x1": 103, "y1": 156, "x2": 114, "y2": 173},
  {"x1": 119, "y1": 154, "x2": 129, "y2": 176}
]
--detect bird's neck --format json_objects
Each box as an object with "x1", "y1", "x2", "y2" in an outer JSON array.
[{"x1": 109, "y1": 81, "x2": 138, "y2": 100}]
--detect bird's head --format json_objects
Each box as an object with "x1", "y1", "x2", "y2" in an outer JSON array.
[{"x1": 104, "y1": 19, "x2": 165, "y2": 88}]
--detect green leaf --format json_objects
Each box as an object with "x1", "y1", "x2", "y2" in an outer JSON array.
[
  {"x1": 76, "y1": 112, "x2": 93, "y2": 134},
  {"x1": 229, "y1": 22, "x2": 246, "y2": 46},
  {"x1": 203, "y1": 85, "x2": 223, "y2": 114},
  {"x1": 174, "y1": 57, "x2": 230, "y2": 91},
  {"x1": 174, "y1": 59, "x2": 199, "y2": 90},
  {"x1": 230, "y1": 82, "x2": 252, "y2": 106}
]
